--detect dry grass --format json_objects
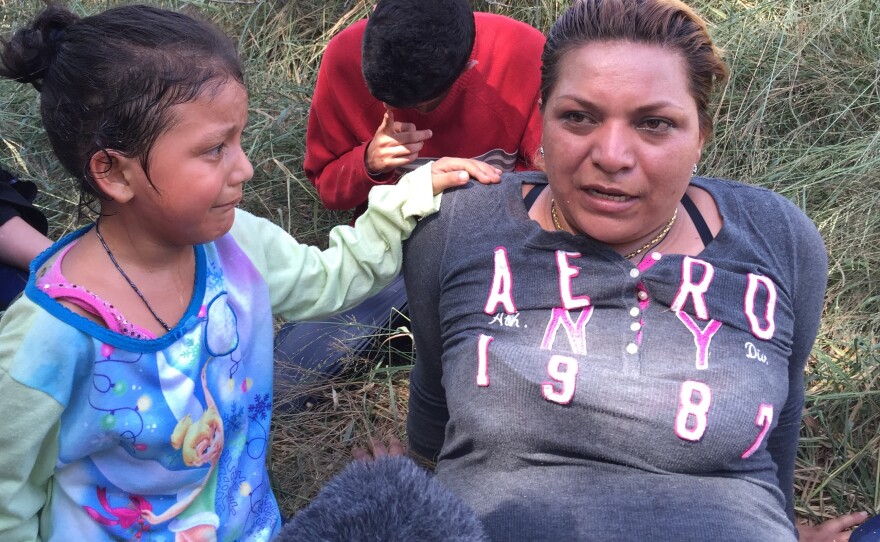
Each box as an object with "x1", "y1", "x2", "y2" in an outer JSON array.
[{"x1": 270, "y1": 342, "x2": 415, "y2": 514}]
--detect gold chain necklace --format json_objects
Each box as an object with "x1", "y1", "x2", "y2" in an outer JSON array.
[
  {"x1": 550, "y1": 198, "x2": 678, "y2": 260},
  {"x1": 550, "y1": 197, "x2": 565, "y2": 231}
]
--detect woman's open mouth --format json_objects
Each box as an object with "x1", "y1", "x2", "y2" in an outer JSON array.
[{"x1": 587, "y1": 189, "x2": 631, "y2": 202}]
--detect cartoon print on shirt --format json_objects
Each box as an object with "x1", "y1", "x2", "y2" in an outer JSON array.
[
  {"x1": 89, "y1": 346, "x2": 151, "y2": 454},
  {"x1": 78, "y1": 275, "x2": 267, "y2": 541},
  {"x1": 141, "y1": 361, "x2": 224, "y2": 539},
  {"x1": 83, "y1": 486, "x2": 153, "y2": 539}
]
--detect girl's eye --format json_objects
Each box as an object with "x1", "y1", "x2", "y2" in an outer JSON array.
[
  {"x1": 206, "y1": 144, "x2": 225, "y2": 157},
  {"x1": 639, "y1": 118, "x2": 674, "y2": 133}
]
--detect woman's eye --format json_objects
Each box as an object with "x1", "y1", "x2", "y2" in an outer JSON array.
[
  {"x1": 206, "y1": 144, "x2": 225, "y2": 157},
  {"x1": 561, "y1": 111, "x2": 594, "y2": 126},
  {"x1": 639, "y1": 118, "x2": 674, "y2": 133}
]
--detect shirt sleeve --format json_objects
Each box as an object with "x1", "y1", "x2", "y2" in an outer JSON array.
[
  {"x1": 0, "y1": 300, "x2": 80, "y2": 541},
  {"x1": 232, "y1": 162, "x2": 441, "y2": 322},
  {"x1": 765, "y1": 200, "x2": 828, "y2": 527},
  {"x1": 302, "y1": 29, "x2": 391, "y2": 211},
  {"x1": 0, "y1": 205, "x2": 18, "y2": 228},
  {"x1": 304, "y1": 115, "x2": 386, "y2": 211},
  {"x1": 403, "y1": 190, "x2": 455, "y2": 463},
  {"x1": 0, "y1": 179, "x2": 48, "y2": 234}
]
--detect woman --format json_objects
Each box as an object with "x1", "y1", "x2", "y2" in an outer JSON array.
[{"x1": 403, "y1": 0, "x2": 860, "y2": 539}]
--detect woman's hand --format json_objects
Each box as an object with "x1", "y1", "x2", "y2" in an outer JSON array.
[
  {"x1": 797, "y1": 512, "x2": 869, "y2": 542},
  {"x1": 430, "y1": 157, "x2": 501, "y2": 195}
]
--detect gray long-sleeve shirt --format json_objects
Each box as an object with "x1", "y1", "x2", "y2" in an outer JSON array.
[{"x1": 404, "y1": 173, "x2": 828, "y2": 541}]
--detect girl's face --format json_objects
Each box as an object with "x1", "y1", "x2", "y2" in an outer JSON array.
[
  {"x1": 127, "y1": 79, "x2": 253, "y2": 246},
  {"x1": 541, "y1": 41, "x2": 704, "y2": 251}
]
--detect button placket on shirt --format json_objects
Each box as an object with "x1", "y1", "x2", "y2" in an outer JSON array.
[{"x1": 628, "y1": 252, "x2": 663, "y2": 355}]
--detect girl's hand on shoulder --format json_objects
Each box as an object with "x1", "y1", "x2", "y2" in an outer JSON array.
[
  {"x1": 430, "y1": 157, "x2": 501, "y2": 195},
  {"x1": 797, "y1": 512, "x2": 869, "y2": 542}
]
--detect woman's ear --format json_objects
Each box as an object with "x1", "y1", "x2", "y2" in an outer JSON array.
[{"x1": 89, "y1": 150, "x2": 139, "y2": 203}]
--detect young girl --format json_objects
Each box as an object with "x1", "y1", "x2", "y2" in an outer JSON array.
[{"x1": 0, "y1": 5, "x2": 498, "y2": 541}]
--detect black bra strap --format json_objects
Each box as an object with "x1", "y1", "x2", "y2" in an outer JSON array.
[
  {"x1": 523, "y1": 183, "x2": 547, "y2": 211},
  {"x1": 681, "y1": 192, "x2": 714, "y2": 247}
]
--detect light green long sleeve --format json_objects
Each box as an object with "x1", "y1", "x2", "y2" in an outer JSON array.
[{"x1": 231, "y1": 162, "x2": 440, "y2": 321}]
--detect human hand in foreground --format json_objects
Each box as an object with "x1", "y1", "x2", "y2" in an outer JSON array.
[
  {"x1": 352, "y1": 436, "x2": 406, "y2": 462},
  {"x1": 430, "y1": 157, "x2": 501, "y2": 194},
  {"x1": 797, "y1": 512, "x2": 869, "y2": 542},
  {"x1": 365, "y1": 108, "x2": 433, "y2": 175}
]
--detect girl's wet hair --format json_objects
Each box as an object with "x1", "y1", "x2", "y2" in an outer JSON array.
[
  {"x1": 0, "y1": 4, "x2": 244, "y2": 209},
  {"x1": 540, "y1": 0, "x2": 729, "y2": 140}
]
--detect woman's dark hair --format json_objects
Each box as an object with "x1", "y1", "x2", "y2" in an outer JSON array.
[
  {"x1": 540, "y1": 0, "x2": 729, "y2": 140},
  {"x1": 0, "y1": 4, "x2": 244, "y2": 209}
]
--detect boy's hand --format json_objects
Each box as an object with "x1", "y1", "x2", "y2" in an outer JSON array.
[
  {"x1": 365, "y1": 108, "x2": 432, "y2": 175},
  {"x1": 430, "y1": 157, "x2": 502, "y2": 194}
]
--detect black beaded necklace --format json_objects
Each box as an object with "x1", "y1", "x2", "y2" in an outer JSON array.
[{"x1": 94, "y1": 220, "x2": 172, "y2": 332}]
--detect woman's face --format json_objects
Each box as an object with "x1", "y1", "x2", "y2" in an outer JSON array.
[{"x1": 542, "y1": 41, "x2": 705, "y2": 250}]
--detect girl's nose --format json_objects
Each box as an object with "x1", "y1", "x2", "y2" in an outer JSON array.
[{"x1": 232, "y1": 145, "x2": 253, "y2": 185}]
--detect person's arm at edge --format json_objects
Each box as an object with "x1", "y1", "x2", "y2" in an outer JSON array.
[
  {"x1": 403, "y1": 185, "x2": 454, "y2": 465},
  {"x1": 786, "y1": 221, "x2": 869, "y2": 540},
  {"x1": 0, "y1": 215, "x2": 53, "y2": 270},
  {"x1": 0, "y1": 301, "x2": 72, "y2": 541},
  {"x1": 764, "y1": 196, "x2": 828, "y2": 538}
]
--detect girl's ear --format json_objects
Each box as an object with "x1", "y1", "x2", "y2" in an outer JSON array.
[{"x1": 88, "y1": 150, "x2": 140, "y2": 204}]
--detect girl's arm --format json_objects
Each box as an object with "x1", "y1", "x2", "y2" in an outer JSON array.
[
  {"x1": 0, "y1": 301, "x2": 80, "y2": 541},
  {"x1": 232, "y1": 159, "x2": 498, "y2": 322}
]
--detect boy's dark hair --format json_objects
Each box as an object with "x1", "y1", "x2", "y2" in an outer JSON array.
[
  {"x1": 0, "y1": 4, "x2": 243, "y2": 210},
  {"x1": 362, "y1": 0, "x2": 475, "y2": 108},
  {"x1": 275, "y1": 455, "x2": 487, "y2": 542}
]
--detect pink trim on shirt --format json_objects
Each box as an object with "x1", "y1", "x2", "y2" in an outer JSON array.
[{"x1": 36, "y1": 240, "x2": 157, "y2": 340}]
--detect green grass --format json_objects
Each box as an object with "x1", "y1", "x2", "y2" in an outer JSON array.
[{"x1": 1, "y1": 0, "x2": 877, "y2": 525}]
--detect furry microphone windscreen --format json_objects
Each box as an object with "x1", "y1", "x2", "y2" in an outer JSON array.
[{"x1": 273, "y1": 455, "x2": 487, "y2": 542}]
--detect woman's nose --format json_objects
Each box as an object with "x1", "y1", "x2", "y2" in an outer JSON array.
[{"x1": 590, "y1": 122, "x2": 635, "y2": 173}]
